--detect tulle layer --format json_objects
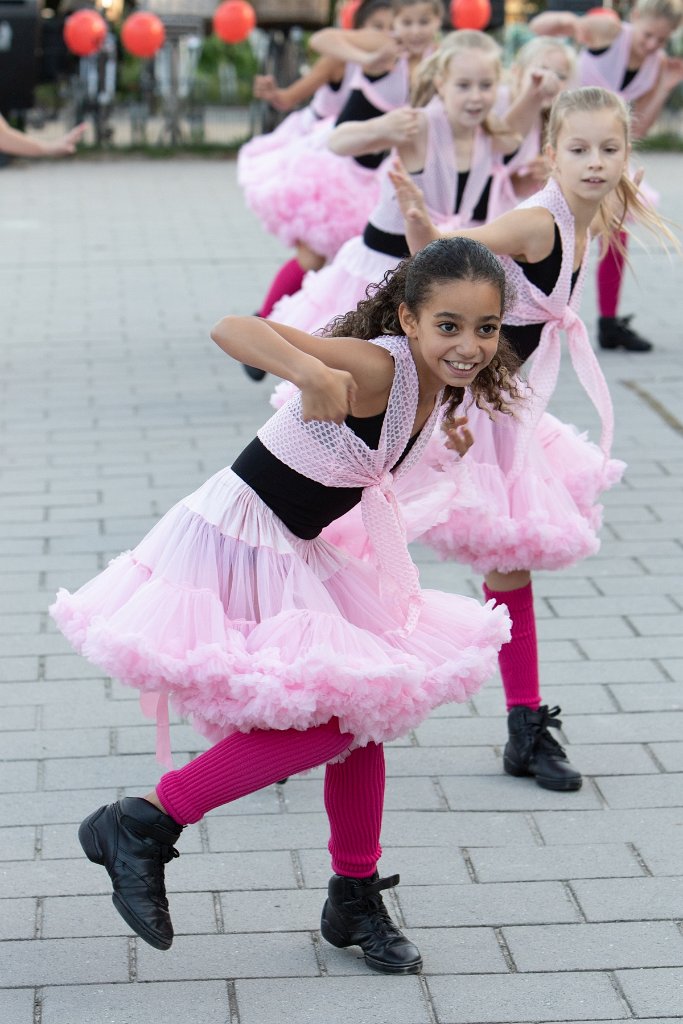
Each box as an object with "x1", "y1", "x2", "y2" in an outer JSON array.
[
  {"x1": 270, "y1": 236, "x2": 397, "y2": 334},
  {"x1": 239, "y1": 130, "x2": 382, "y2": 261},
  {"x1": 237, "y1": 108, "x2": 319, "y2": 184},
  {"x1": 402, "y1": 408, "x2": 625, "y2": 575},
  {"x1": 50, "y1": 469, "x2": 510, "y2": 748}
]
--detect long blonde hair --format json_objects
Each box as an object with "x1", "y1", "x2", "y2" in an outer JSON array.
[
  {"x1": 411, "y1": 30, "x2": 502, "y2": 109},
  {"x1": 547, "y1": 87, "x2": 679, "y2": 256},
  {"x1": 633, "y1": 0, "x2": 683, "y2": 28}
]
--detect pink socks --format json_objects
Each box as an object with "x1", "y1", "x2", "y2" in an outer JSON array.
[
  {"x1": 483, "y1": 582, "x2": 541, "y2": 712},
  {"x1": 597, "y1": 232, "x2": 628, "y2": 318},
  {"x1": 257, "y1": 258, "x2": 306, "y2": 318},
  {"x1": 325, "y1": 742, "x2": 385, "y2": 879},
  {"x1": 157, "y1": 719, "x2": 352, "y2": 825}
]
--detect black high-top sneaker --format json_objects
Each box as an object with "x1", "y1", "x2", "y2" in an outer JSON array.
[
  {"x1": 320, "y1": 872, "x2": 422, "y2": 974},
  {"x1": 242, "y1": 363, "x2": 267, "y2": 381},
  {"x1": 598, "y1": 315, "x2": 653, "y2": 352},
  {"x1": 503, "y1": 705, "x2": 582, "y2": 792},
  {"x1": 78, "y1": 797, "x2": 183, "y2": 949}
]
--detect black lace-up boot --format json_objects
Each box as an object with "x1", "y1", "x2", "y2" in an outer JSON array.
[
  {"x1": 598, "y1": 315, "x2": 653, "y2": 352},
  {"x1": 78, "y1": 797, "x2": 183, "y2": 949},
  {"x1": 504, "y1": 705, "x2": 582, "y2": 792},
  {"x1": 242, "y1": 363, "x2": 267, "y2": 381},
  {"x1": 320, "y1": 872, "x2": 422, "y2": 974}
]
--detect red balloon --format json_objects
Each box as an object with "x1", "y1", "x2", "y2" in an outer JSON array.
[
  {"x1": 213, "y1": 0, "x2": 257, "y2": 44},
  {"x1": 121, "y1": 12, "x2": 166, "y2": 59},
  {"x1": 63, "y1": 9, "x2": 107, "y2": 58},
  {"x1": 340, "y1": 1, "x2": 362, "y2": 30},
  {"x1": 450, "y1": 0, "x2": 491, "y2": 31},
  {"x1": 586, "y1": 6, "x2": 620, "y2": 18}
]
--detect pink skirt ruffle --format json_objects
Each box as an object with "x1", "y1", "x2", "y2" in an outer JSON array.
[
  {"x1": 50, "y1": 469, "x2": 510, "y2": 751},
  {"x1": 402, "y1": 404, "x2": 625, "y2": 575},
  {"x1": 239, "y1": 125, "x2": 382, "y2": 261},
  {"x1": 270, "y1": 236, "x2": 397, "y2": 333}
]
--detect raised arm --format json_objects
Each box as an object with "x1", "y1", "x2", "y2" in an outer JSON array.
[
  {"x1": 529, "y1": 10, "x2": 621, "y2": 48},
  {"x1": 631, "y1": 56, "x2": 683, "y2": 138},
  {"x1": 0, "y1": 115, "x2": 86, "y2": 157},
  {"x1": 327, "y1": 107, "x2": 421, "y2": 157},
  {"x1": 253, "y1": 55, "x2": 346, "y2": 112},
  {"x1": 308, "y1": 27, "x2": 400, "y2": 75}
]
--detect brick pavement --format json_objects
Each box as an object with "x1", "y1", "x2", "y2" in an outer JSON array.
[{"x1": 0, "y1": 153, "x2": 682, "y2": 1024}]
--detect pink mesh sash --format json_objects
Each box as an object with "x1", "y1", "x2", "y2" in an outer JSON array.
[
  {"x1": 346, "y1": 58, "x2": 410, "y2": 114},
  {"x1": 258, "y1": 335, "x2": 443, "y2": 632},
  {"x1": 578, "y1": 23, "x2": 663, "y2": 102}
]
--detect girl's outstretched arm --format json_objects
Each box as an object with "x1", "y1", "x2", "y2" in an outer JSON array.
[
  {"x1": 529, "y1": 11, "x2": 620, "y2": 47},
  {"x1": 390, "y1": 158, "x2": 556, "y2": 261},
  {"x1": 0, "y1": 115, "x2": 86, "y2": 157},
  {"x1": 210, "y1": 317, "x2": 394, "y2": 421},
  {"x1": 327, "y1": 107, "x2": 421, "y2": 156},
  {"x1": 253, "y1": 55, "x2": 346, "y2": 112},
  {"x1": 309, "y1": 27, "x2": 400, "y2": 75},
  {"x1": 631, "y1": 56, "x2": 683, "y2": 138}
]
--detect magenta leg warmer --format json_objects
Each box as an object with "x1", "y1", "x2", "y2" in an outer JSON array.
[
  {"x1": 156, "y1": 719, "x2": 353, "y2": 825},
  {"x1": 483, "y1": 582, "x2": 541, "y2": 712},
  {"x1": 257, "y1": 258, "x2": 306, "y2": 318},
  {"x1": 597, "y1": 232, "x2": 628, "y2": 318},
  {"x1": 325, "y1": 742, "x2": 385, "y2": 879}
]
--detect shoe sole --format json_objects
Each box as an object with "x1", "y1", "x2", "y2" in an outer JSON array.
[
  {"x1": 504, "y1": 758, "x2": 582, "y2": 792},
  {"x1": 321, "y1": 903, "x2": 422, "y2": 975},
  {"x1": 78, "y1": 809, "x2": 173, "y2": 951}
]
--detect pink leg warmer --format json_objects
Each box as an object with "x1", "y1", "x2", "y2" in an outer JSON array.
[
  {"x1": 156, "y1": 720, "x2": 352, "y2": 825},
  {"x1": 325, "y1": 742, "x2": 385, "y2": 879},
  {"x1": 597, "y1": 232, "x2": 628, "y2": 318},
  {"x1": 257, "y1": 258, "x2": 306, "y2": 318},
  {"x1": 483, "y1": 582, "x2": 541, "y2": 712}
]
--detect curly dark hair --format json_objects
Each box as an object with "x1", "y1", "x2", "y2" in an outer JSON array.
[{"x1": 324, "y1": 236, "x2": 525, "y2": 420}]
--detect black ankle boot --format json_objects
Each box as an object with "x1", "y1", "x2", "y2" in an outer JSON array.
[
  {"x1": 320, "y1": 872, "x2": 422, "y2": 974},
  {"x1": 242, "y1": 363, "x2": 267, "y2": 381},
  {"x1": 504, "y1": 705, "x2": 582, "y2": 792},
  {"x1": 78, "y1": 797, "x2": 182, "y2": 949},
  {"x1": 598, "y1": 315, "x2": 652, "y2": 352}
]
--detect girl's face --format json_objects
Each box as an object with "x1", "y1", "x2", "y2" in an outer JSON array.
[
  {"x1": 548, "y1": 109, "x2": 629, "y2": 203},
  {"x1": 631, "y1": 14, "x2": 675, "y2": 60},
  {"x1": 438, "y1": 52, "x2": 499, "y2": 129},
  {"x1": 521, "y1": 48, "x2": 574, "y2": 110},
  {"x1": 360, "y1": 6, "x2": 395, "y2": 33},
  {"x1": 393, "y1": 3, "x2": 442, "y2": 56},
  {"x1": 400, "y1": 278, "x2": 502, "y2": 391}
]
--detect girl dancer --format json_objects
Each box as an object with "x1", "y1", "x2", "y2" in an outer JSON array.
[
  {"x1": 531, "y1": 0, "x2": 683, "y2": 351},
  {"x1": 51, "y1": 238, "x2": 517, "y2": 973},
  {"x1": 390, "y1": 86, "x2": 675, "y2": 791},
  {"x1": 267, "y1": 30, "x2": 554, "y2": 337}
]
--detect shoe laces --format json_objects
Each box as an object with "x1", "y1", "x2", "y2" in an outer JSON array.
[
  {"x1": 532, "y1": 705, "x2": 568, "y2": 759},
  {"x1": 351, "y1": 874, "x2": 401, "y2": 937}
]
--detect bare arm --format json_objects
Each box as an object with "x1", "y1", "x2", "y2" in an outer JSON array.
[
  {"x1": 308, "y1": 27, "x2": 399, "y2": 74},
  {"x1": 500, "y1": 69, "x2": 562, "y2": 142},
  {"x1": 327, "y1": 107, "x2": 421, "y2": 157},
  {"x1": 529, "y1": 11, "x2": 620, "y2": 47},
  {"x1": 631, "y1": 57, "x2": 683, "y2": 138},
  {"x1": 253, "y1": 55, "x2": 345, "y2": 112},
  {"x1": 0, "y1": 115, "x2": 86, "y2": 157}
]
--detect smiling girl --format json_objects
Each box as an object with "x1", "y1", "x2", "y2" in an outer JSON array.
[{"x1": 390, "y1": 86, "x2": 675, "y2": 791}]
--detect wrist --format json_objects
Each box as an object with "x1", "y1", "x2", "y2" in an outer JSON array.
[{"x1": 290, "y1": 352, "x2": 326, "y2": 391}]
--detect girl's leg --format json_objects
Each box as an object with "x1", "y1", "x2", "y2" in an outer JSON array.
[
  {"x1": 256, "y1": 257, "x2": 307, "y2": 318},
  {"x1": 483, "y1": 571, "x2": 582, "y2": 792},
  {"x1": 597, "y1": 233, "x2": 652, "y2": 351},
  {"x1": 321, "y1": 743, "x2": 422, "y2": 974}
]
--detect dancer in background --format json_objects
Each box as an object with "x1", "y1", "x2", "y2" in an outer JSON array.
[
  {"x1": 531, "y1": 0, "x2": 683, "y2": 351},
  {"x1": 51, "y1": 237, "x2": 516, "y2": 973},
  {"x1": 390, "y1": 86, "x2": 676, "y2": 790}
]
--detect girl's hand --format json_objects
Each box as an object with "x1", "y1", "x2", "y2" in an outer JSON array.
[
  {"x1": 388, "y1": 158, "x2": 438, "y2": 252},
  {"x1": 46, "y1": 123, "x2": 86, "y2": 156},
  {"x1": 517, "y1": 153, "x2": 550, "y2": 184},
  {"x1": 253, "y1": 74, "x2": 287, "y2": 109},
  {"x1": 380, "y1": 106, "x2": 420, "y2": 144},
  {"x1": 528, "y1": 68, "x2": 562, "y2": 103},
  {"x1": 442, "y1": 416, "x2": 474, "y2": 457},
  {"x1": 364, "y1": 37, "x2": 401, "y2": 75},
  {"x1": 660, "y1": 56, "x2": 683, "y2": 93},
  {"x1": 299, "y1": 363, "x2": 358, "y2": 424}
]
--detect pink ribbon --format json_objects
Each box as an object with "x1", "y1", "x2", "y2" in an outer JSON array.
[{"x1": 139, "y1": 690, "x2": 173, "y2": 769}]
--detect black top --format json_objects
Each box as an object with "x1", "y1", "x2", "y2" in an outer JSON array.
[
  {"x1": 335, "y1": 72, "x2": 392, "y2": 169},
  {"x1": 231, "y1": 410, "x2": 420, "y2": 539},
  {"x1": 587, "y1": 46, "x2": 638, "y2": 89},
  {"x1": 503, "y1": 223, "x2": 580, "y2": 364}
]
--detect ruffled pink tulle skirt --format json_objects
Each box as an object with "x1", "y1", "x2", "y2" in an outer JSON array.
[
  {"x1": 238, "y1": 120, "x2": 382, "y2": 261},
  {"x1": 50, "y1": 468, "x2": 510, "y2": 750},
  {"x1": 400, "y1": 402, "x2": 626, "y2": 575},
  {"x1": 270, "y1": 236, "x2": 397, "y2": 333}
]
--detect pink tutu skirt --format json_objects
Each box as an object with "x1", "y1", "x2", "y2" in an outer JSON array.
[
  {"x1": 239, "y1": 123, "x2": 382, "y2": 261},
  {"x1": 403, "y1": 402, "x2": 626, "y2": 575},
  {"x1": 271, "y1": 236, "x2": 397, "y2": 333},
  {"x1": 50, "y1": 468, "x2": 510, "y2": 752}
]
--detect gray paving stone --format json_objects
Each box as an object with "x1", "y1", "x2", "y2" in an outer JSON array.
[
  {"x1": 325, "y1": 926, "x2": 508, "y2": 976},
  {"x1": 631, "y1": 837, "x2": 683, "y2": 876},
  {"x1": 41, "y1": 981, "x2": 229, "y2": 1024},
  {"x1": 0, "y1": 705, "x2": 36, "y2": 730},
  {"x1": 0, "y1": 897, "x2": 36, "y2": 940},
  {"x1": 503, "y1": 921, "x2": 683, "y2": 971},
  {"x1": 564, "y1": 742, "x2": 659, "y2": 776},
  {"x1": 562, "y1": 712, "x2": 683, "y2": 744},
  {"x1": 136, "y1": 932, "x2": 319, "y2": 981},
  {"x1": 0, "y1": 789, "x2": 117, "y2": 828},
  {"x1": 0, "y1": 825, "x2": 35, "y2": 861},
  {"x1": 42, "y1": 891, "x2": 217, "y2": 939},
  {"x1": 427, "y1": 971, "x2": 626, "y2": 1022},
  {"x1": 399, "y1": 881, "x2": 580, "y2": 927},
  {"x1": 596, "y1": 772, "x2": 683, "y2": 808},
  {"x1": 301, "y1": 845, "x2": 471, "y2": 889},
  {"x1": 534, "y1": 806, "x2": 683, "y2": 846},
  {"x1": 608, "y1": 682, "x2": 683, "y2": 712},
  {"x1": 0, "y1": 680, "x2": 105, "y2": 707},
  {"x1": 217, "y1": 888, "x2": 324, "y2": 933},
  {"x1": 0, "y1": 760, "x2": 38, "y2": 793},
  {"x1": 649, "y1": 741, "x2": 683, "y2": 771},
  {"x1": 43, "y1": 752, "x2": 182, "y2": 791},
  {"x1": 467, "y1": 843, "x2": 642, "y2": 883},
  {"x1": 615, "y1": 967, "x2": 683, "y2": 1017},
  {"x1": 282, "y1": 776, "x2": 443, "y2": 813},
  {"x1": 549, "y1": 595, "x2": 676, "y2": 617},
  {"x1": 0, "y1": 728, "x2": 110, "y2": 760},
  {"x1": 572, "y1": 876, "x2": 683, "y2": 921},
  {"x1": 439, "y1": 774, "x2": 602, "y2": 811},
  {"x1": 383, "y1": 745, "x2": 500, "y2": 777},
  {"x1": 0, "y1": 989, "x2": 34, "y2": 1024},
  {"x1": 234, "y1": 977, "x2": 429, "y2": 1024},
  {"x1": 2, "y1": 937, "x2": 128, "y2": 986}
]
